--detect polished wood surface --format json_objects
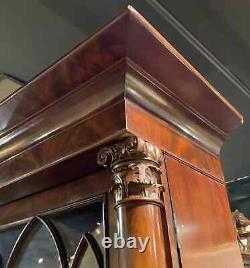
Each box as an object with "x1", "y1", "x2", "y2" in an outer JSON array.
[
  {"x1": 116, "y1": 203, "x2": 168, "y2": 268},
  {"x1": 126, "y1": 100, "x2": 225, "y2": 182},
  {"x1": 0, "y1": 60, "x2": 228, "y2": 204},
  {"x1": 125, "y1": 63, "x2": 224, "y2": 154},
  {"x1": 165, "y1": 156, "x2": 243, "y2": 267},
  {"x1": 0, "y1": 101, "x2": 126, "y2": 205},
  {"x1": 161, "y1": 161, "x2": 180, "y2": 268},
  {"x1": 0, "y1": 6, "x2": 243, "y2": 205},
  {"x1": 0, "y1": 169, "x2": 112, "y2": 227},
  {"x1": 0, "y1": 6, "x2": 241, "y2": 138},
  {"x1": 0, "y1": 61, "x2": 126, "y2": 162}
]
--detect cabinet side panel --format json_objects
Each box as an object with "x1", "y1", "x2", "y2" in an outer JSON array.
[
  {"x1": 125, "y1": 101, "x2": 224, "y2": 182},
  {"x1": 165, "y1": 156, "x2": 243, "y2": 268}
]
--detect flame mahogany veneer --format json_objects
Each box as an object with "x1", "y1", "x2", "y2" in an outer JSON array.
[{"x1": 0, "y1": 6, "x2": 244, "y2": 268}]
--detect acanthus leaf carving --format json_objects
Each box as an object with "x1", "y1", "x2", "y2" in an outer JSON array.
[{"x1": 97, "y1": 136, "x2": 164, "y2": 205}]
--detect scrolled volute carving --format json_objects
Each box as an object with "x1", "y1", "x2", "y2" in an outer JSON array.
[
  {"x1": 97, "y1": 136, "x2": 162, "y2": 166},
  {"x1": 97, "y1": 136, "x2": 164, "y2": 205}
]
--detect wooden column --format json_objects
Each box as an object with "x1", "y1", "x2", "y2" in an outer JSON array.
[{"x1": 98, "y1": 136, "x2": 168, "y2": 268}]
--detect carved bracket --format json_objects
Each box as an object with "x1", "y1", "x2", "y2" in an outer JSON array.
[
  {"x1": 97, "y1": 136, "x2": 164, "y2": 205},
  {"x1": 233, "y1": 210, "x2": 250, "y2": 267}
]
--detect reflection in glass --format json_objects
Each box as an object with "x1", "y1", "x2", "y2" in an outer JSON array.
[
  {"x1": 12, "y1": 221, "x2": 61, "y2": 268},
  {"x1": 50, "y1": 202, "x2": 104, "y2": 261},
  {"x1": 0, "y1": 225, "x2": 23, "y2": 268},
  {"x1": 78, "y1": 246, "x2": 99, "y2": 268},
  {"x1": 0, "y1": 202, "x2": 105, "y2": 268}
]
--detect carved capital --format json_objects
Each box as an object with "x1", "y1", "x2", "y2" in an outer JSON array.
[{"x1": 97, "y1": 136, "x2": 164, "y2": 205}]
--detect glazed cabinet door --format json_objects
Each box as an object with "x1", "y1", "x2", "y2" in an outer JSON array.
[
  {"x1": 0, "y1": 170, "x2": 113, "y2": 268},
  {"x1": 0, "y1": 200, "x2": 106, "y2": 268}
]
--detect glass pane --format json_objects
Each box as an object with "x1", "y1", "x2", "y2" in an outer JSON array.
[
  {"x1": 78, "y1": 246, "x2": 99, "y2": 268},
  {"x1": 12, "y1": 221, "x2": 61, "y2": 268},
  {"x1": 49, "y1": 202, "x2": 104, "y2": 261},
  {"x1": 0, "y1": 225, "x2": 23, "y2": 268}
]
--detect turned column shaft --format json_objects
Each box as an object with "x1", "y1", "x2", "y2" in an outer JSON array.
[{"x1": 116, "y1": 202, "x2": 167, "y2": 268}]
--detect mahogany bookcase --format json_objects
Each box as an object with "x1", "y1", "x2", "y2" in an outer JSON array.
[{"x1": 0, "y1": 6, "x2": 244, "y2": 268}]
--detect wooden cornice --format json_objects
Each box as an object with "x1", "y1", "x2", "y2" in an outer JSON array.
[
  {"x1": 0, "y1": 6, "x2": 242, "y2": 137},
  {"x1": 0, "y1": 6, "x2": 242, "y2": 205}
]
